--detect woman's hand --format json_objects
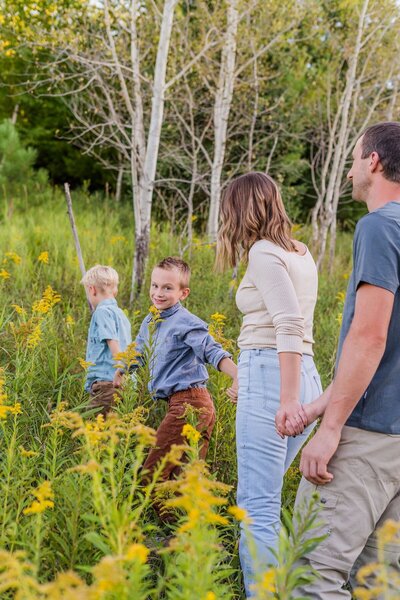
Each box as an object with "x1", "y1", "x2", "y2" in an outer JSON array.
[
  {"x1": 275, "y1": 401, "x2": 308, "y2": 438},
  {"x1": 226, "y1": 377, "x2": 239, "y2": 404}
]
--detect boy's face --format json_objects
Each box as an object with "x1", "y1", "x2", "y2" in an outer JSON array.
[{"x1": 150, "y1": 267, "x2": 189, "y2": 311}]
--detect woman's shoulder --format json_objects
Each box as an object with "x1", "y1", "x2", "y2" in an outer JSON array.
[{"x1": 249, "y1": 239, "x2": 289, "y2": 261}]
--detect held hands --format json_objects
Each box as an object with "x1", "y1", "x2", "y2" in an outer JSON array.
[
  {"x1": 275, "y1": 401, "x2": 308, "y2": 438},
  {"x1": 226, "y1": 377, "x2": 239, "y2": 404}
]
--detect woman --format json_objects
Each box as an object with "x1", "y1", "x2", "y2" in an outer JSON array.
[{"x1": 216, "y1": 172, "x2": 322, "y2": 596}]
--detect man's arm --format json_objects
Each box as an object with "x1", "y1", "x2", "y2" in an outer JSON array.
[{"x1": 300, "y1": 283, "x2": 394, "y2": 485}]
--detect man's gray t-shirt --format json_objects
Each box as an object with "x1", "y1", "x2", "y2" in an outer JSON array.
[{"x1": 336, "y1": 201, "x2": 400, "y2": 434}]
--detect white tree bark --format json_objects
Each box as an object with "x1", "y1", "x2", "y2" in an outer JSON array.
[{"x1": 207, "y1": 0, "x2": 239, "y2": 242}]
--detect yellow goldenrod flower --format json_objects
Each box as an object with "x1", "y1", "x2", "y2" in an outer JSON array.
[
  {"x1": 377, "y1": 519, "x2": 400, "y2": 545},
  {"x1": 228, "y1": 505, "x2": 251, "y2": 523},
  {"x1": 19, "y1": 446, "x2": 39, "y2": 458},
  {"x1": 32, "y1": 285, "x2": 61, "y2": 314},
  {"x1": 336, "y1": 291, "x2": 346, "y2": 303},
  {"x1": 342, "y1": 272, "x2": 349, "y2": 280},
  {"x1": 110, "y1": 235, "x2": 127, "y2": 244},
  {"x1": 336, "y1": 313, "x2": 343, "y2": 325},
  {"x1": 260, "y1": 569, "x2": 276, "y2": 592},
  {"x1": 0, "y1": 268, "x2": 11, "y2": 280},
  {"x1": 71, "y1": 459, "x2": 101, "y2": 474},
  {"x1": 203, "y1": 593, "x2": 216, "y2": 600},
  {"x1": 37, "y1": 251, "x2": 49, "y2": 264},
  {"x1": 125, "y1": 543, "x2": 149, "y2": 564},
  {"x1": 23, "y1": 481, "x2": 54, "y2": 515},
  {"x1": 8, "y1": 403, "x2": 22, "y2": 415},
  {"x1": 4, "y1": 251, "x2": 22, "y2": 265},
  {"x1": 12, "y1": 304, "x2": 26, "y2": 316},
  {"x1": 210, "y1": 312, "x2": 227, "y2": 325},
  {"x1": 114, "y1": 342, "x2": 139, "y2": 371},
  {"x1": 27, "y1": 323, "x2": 42, "y2": 348},
  {"x1": 182, "y1": 423, "x2": 201, "y2": 445},
  {"x1": 78, "y1": 358, "x2": 95, "y2": 370},
  {"x1": 65, "y1": 315, "x2": 75, "y2": 326},
  {"x1": 149, "y1": 304, "x2": 163, "y2": 323}
]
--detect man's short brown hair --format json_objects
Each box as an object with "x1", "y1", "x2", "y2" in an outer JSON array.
[
  {"x1": 361, "y1": 121, "x2": 400, "y2": 183},
  {"x1": 155, "y1": 256, "x2": 191, "y2": 288}
]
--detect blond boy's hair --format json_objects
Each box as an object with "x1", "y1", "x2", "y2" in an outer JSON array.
[
  {"x1": 155, "y1": 256, "x2": 191, "y2": 288},
  {"x1": 81, "y1": 265, "x2": 119, "y2": 292}
]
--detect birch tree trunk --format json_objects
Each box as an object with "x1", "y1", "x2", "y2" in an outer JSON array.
[
  {"x1": 129, "y1": 0, "x2": 178, "y2": 304},
  {"x1": 311, "y1": 0, "x2": 369, "y2": 269},
  {"x1": 207, "y1": 0, "x2": 239, "y2": 242}
]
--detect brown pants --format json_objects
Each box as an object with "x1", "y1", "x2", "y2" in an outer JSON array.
[
  {"x1": 142, "y1": 387, "x2": 216, "y2": 484},
  {"x1": 89, "y1": 381, "x2": 121, "y2": 416}
]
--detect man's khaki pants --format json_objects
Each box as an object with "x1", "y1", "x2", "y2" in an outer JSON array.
[{"x1": 294, "y1": 426, "x2": 400, "y2": 599}]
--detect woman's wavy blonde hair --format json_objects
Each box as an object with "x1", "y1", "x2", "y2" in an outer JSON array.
[{"x1": 215, "y1": 172, "x2": 295, "y2": 271}]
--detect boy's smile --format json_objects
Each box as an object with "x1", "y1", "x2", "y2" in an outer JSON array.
[{"x1": 150, "y1": 267, "x2": 190, "y2": 310}]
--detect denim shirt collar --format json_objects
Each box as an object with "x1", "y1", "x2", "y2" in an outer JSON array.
[
  {"x1": 160, "y1": 302, "x2": 182, "y2": 318},
  {"x1": 96, "y1": 298, "x2": 117, "y2": 309}
]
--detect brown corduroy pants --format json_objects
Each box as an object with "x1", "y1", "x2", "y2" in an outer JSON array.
[
  {"x1": 142, "y1": 387, "x2": 216, "y2": 484},
  {"x1": 88, "y1": 381, "x2": 122, "y2": 416}
]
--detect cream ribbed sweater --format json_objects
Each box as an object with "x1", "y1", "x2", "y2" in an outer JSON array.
[{"x1": 236, "y1": 239, "x2": 318, "y2": 355}]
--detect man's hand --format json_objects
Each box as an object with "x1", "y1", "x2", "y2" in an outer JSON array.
[
  {"x1": 113, "y1": 369, "x2": 124, "y2": 388},
  {"x1": 275, "y1": 402, "x2": 307, "y2": 438},
  {"x1": 226, "y1": 377, "x2": 238, "y2": 404},
  {"x1": 299, "y1": 427, "x2": 341, "y2": 485}
]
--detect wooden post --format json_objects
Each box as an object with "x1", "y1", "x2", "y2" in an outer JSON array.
[{"x1": 64, "y1": 182, "x2": 93, "y2": 313}]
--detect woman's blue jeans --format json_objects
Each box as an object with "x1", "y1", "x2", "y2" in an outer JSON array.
[{"x1": 236, "y1": 348, "x2": 322, "y2": 597}]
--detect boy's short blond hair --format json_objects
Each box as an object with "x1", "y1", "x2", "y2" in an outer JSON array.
[
  {"x1": 155, "y1": 257, "x2": 191, "y2": 288},
  {"x1": 81, "y1": 265, "x2": 119, "y2": 292}
]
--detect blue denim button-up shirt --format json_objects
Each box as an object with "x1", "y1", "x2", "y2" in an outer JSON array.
[
  {"x1": 134, "y1": 302, "x2": 231, "y2": 399},
  {"x1": 85, "y1": 298, "x2": 132, "y2": 391}
]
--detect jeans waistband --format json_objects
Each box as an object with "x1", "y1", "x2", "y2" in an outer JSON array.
[{"x1": 239, "y1": 348, "x2": 316, "y2": 371}]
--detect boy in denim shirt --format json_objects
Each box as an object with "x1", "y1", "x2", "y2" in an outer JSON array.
[
  {"x1": 132, "y1": 257, "x2": 238, "y2": 496},
  {"x1": 81, "y1": 265, "x2": 131, "y2": 415}
]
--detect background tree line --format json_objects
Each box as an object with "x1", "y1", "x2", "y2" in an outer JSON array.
[{"x1": 1, "y1": 0, "x2": 399, "y2": 298}]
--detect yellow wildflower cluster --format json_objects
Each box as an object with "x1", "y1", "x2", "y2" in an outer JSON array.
[
  {"x1": 110, "y1": 235, "x2": 127, "y2": 245},
  {"x1": 228, "y1": 505, "x2": 252, "y2": 524},
  {"x1": 32, "y1": 285, "x2": 61, "y2": 314},
  {"x1": 27, "y1": 322, "x2": 42, "y2": 349},
  {"x1": 3, "y1": 251, "x2": 22, "y2": 265},
  {"x1": 182, "y1": 423, "x2": 201, "y2": 445},
  {"x1": 37, "y1": 251, "x2": 49, "y2": 264},
  {"x1": 354, "y1": 519, "x2": 400, "y2": 599},
  {"x1": 19, "y1": 446, "x2": 39, "y2": 458},
  {"x1": 49, "y1": 406, "x2": 155, "y2": 453},
  {"x1": 12, "y1": 304, "x2": 26, "y2": 316},
  {"x1": 0, "y1": 370, "x2": 22, "y2": 419},
  {"x1": 251, "y1": 569, "x2": 276, "y2": 596},
  {"x1": 149, "y1": 304, "x2": 163, "y2": 324},
  {"x1": 23, "y1": 481, "x2": 54, "y2": 516},
  {"x1": 78, "y1": 358, "x2": 95, "y2": 370},
  {"x1": 114, "y1": 342, "x2": 139, "y2": 371},
  {"x1": 0, "y1": 268, "x2": 10, "y2": 280},
  {"x1": 162, "y1": 460, "x2": 231, "y2": 534},
  {"x1": 208, "y1": 312, "x2": 235, "y2": 352}
]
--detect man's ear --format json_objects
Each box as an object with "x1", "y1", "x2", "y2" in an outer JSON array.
[{"x1": 369, "y1": 151, "x2": 381, "y2": 173}]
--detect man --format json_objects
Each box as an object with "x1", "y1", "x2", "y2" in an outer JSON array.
[{"x1": 293, "y1": 122, "x2": 400, "y2": 597}]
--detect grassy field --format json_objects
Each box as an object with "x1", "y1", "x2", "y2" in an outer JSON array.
[{"x1": 0, "y1": 185, "x2": 355, "y2": 598}]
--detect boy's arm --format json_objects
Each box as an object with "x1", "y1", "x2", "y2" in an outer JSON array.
[
  {"x1": 218, "y1": 356, "x2": 238, "y2": 403},
  {"x1": 106, "y1": 339, "x2": 124, "y2": 387}
]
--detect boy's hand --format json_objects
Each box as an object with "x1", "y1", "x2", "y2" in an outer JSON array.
[
  {"x1": 113, "y1": 369, "x2": 125, "y2": 388},
  {"x1": 226, "y1": 377, "x2": 238, "y2": 404}
]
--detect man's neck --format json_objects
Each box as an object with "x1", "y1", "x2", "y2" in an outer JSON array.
[{"x1": 366, "y1": 181, "x2": 400, "y2": 212}]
